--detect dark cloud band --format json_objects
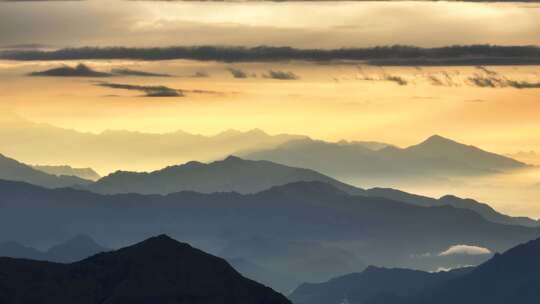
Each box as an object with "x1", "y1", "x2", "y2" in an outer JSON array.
[{"x1": 2, "y1": 45, "x2": 540, "y2": 65}]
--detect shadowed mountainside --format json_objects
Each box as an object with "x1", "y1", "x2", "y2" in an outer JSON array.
[
  {"x1": 0, "y1": 153, "x2": 92, "y2": 188},
  {"x1": 87, "y1": 156, "x2": 364, "y2": 195},
  {"x1": 291, "y1": 236, "x2": 540, "y2": 304},
  {"x1": 1, "y1": 179, "x2": 539, "y2": 273},
  {"x1": 85, "y1": 155, "x2": 539, "y2": 227},
  {"x1": 290, "y1": 266, "x2": 472, "y2": 304},
  {"x1": 220, "y1": 236, "x2": 366, "y2": 293},
  {"x1": 0, "y1": 235, "x2": 291, "y2": 304},
  {"x1": 365, "y1": 188, "x2": 540, "y2": 227},
  {"x1": 406, "y1": 236, "x2": 540, "y2": 304}
]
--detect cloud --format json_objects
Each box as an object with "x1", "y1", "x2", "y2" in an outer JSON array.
[
  {"x1": 263, "y1": 70, "x2": 299, "y2": 80},
  {"x1": 3, "y1": 45, "x2": 540, "y2": 65},
  {"x1": 227, "y1": 67, "x2": 250, "y2": 79},
  {"x1": 96, "y1": 82, "x2": 225, "y2": 97},
  {"x1": 438, "y1": 245, "x2": 492, "y2": 257},
  {"x1": 0, "y1": 43, "x2": 49, "y2": 50},
  {"x1": 475, "y1": 65, "x2": 498, "y2": 76},
  {"x1": 383, "y1": 75, "x2": 407, "y2": 86},
  {"x1": 111, "y1": 68, "x2": 171, "y2": 77},
  {"x1": 435, "y1": 265, "x2": 474, "y2": 272},
  {"x1": 29, "y1": 63, "x2": 112, "y2": 77},
  {"x1": 467, "y1": 74, "x2": 540, "y2": 89},
  {"x1": 96, "y1": 82, "x2": 183, "y2": 97},
  {"x1": 191, "y1": 71, "x2": 209, "y2": 78}
]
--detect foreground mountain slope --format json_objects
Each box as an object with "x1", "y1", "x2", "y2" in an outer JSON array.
[
  {"x1": 290, "y1": 266, "x2": 472, "y2": 304},
  {"x1": 0, "y1": 235, "x2": 291, "y2": 304},
  {"x1": 243, "y1": 135, "x2": 526, "y2": 179},
  {"x1": 303, "y1": 237, "x2": 540, "y2": 304},
  {"x1": 1, "y1": 179, "x2": 539, "y2": 272},
  {"x1": 0, "y1": 153, "x2": 91, "y2": 188},
  {"x1": 87, "y1": 156, "x2": 364, "y2": 195},
  {"x1": 410, "y1": 237, "x2": 540, "y2": 304}
]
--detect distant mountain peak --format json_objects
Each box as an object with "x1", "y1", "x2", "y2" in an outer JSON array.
[
  {"x1": 125, "y1": 234, "x2": 193, "y2": 253},
  {"x1": 421, "y1": 134, "x2": 459, "y2": 146},
  {"x1": 223, "y1": 155, "x2": 245, "y2": 162}
]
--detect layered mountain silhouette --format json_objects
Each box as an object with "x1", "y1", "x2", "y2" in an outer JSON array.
[
  {"x1": 0, "y1": 234, "x2": 109, "y2": 263},
  {"x1": 365, "y1": 188, "x2": 540, "y2": 227},
  {"x1": 84, "y1": 156, "x2": 537, "y2": 226},
  {"x1": 1, "y1": 179, "x2": 539, "y2": 274},
  {"x1": 0, "y1": 235, "x2": 291, "y2": 304},
  {"x1": 408, "y1": 236, "x2": 540, "y2": 304},
  {"x1": 0, "y1": 115, "x2": 304, "y2": 173},
  {"x1": 87, "y1": 156, "x2": 364, "y2": 195},
  {"x1": 0, "y1": 153, "x2": 92, "y2": 188},
  {"x1": 290, "y1": 266, "x2": 472, "y2": 304},
  {"x1": 32, "y1": 165, "x2": 101, "y2": 181},
  {"x1": 220, "y1": 236, "x2": 366, "y2": 293},
  {"x1": 228, "y1": 258, "x2": 299, "y2": 294},
  {"x1": 243, "y1": 135, "x2": 526, "y2": 180},
  {"x1": 295, "y1": 237, "x2": 540, "y2": 304}
]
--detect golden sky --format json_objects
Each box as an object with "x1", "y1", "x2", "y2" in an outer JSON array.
[{"x1": 1, "y1": 60, "x2": 539, "y2": 155}]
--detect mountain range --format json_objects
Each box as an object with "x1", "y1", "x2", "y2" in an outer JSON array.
[
  {"x1": 1, "y1": 179, "x2": 538, "y2": 276},
  {"x1": 291, "y1": 236, "x2": 540, "y2": 304},
  {"x1": 242, "y1": 135, "x2": 527, "y2": 181},
  {"x1": 0, "y1": 235, "x2": 291, "y2": 304},
  {"x1": 0, "y1": 234, "x2": 108, "y2": 263},
  {"x1": 83, "y1": 156, "x2": 538, "y2": 227},
  {"x1": 1, "y1": 151, "x2": 537, "y2": 228},
  {"x1": 0, "y1": 115, "x2": 303, "y2": 173},
  {"x1": 220, "y1": 236, "x2": 366, "y2": 293},
  {"x1": 32, "y1": 165, "x2": 101, "y2": 181},
  {"x1": 290, "y1": 266, "x2": 472, "y2": 304},
  {"x1": 0, "y1": 153, "x2": 91, "y2": 188},
  {"x1": 0, "y1": 115, "x2": 526, "y2": 182},
  {"x1": 86, "y1": 156, "x2": 363, "y2": 195}
]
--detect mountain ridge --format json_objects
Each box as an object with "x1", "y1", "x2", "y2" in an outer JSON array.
[
  {"x1": 0, "y1": 153, "x2": 92, "y2": 189},
  {"x1": 0, "y1": 235, "x2": 292, "y2": 304},
  {"x1": 87, "y1": 156, "x2": 365, "y2": 195},
  {"x1": 243, "y1": 134, "x2": 526, "y2": 179}
]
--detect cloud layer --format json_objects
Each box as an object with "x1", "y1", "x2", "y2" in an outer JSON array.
[
  {"x1": 97, "y1": 82, "x2": 183, "y2": 97},
  {"x1": 29, "y1": 63, "x2": 112, "y2": 77},
  {"x1": 3, "y1": 45, "x2": 540, "y2": 65},
  {"x1": 439, "y1": 245, "x2": 492, "y2": 257}
]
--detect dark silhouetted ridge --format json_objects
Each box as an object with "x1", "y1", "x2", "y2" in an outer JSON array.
[
  {"x1": 290, "y1": 264, "x2": 471, "y2": 304},
  {"x1": 0, "y1": 235, "x2": 291, "y2": 304}
]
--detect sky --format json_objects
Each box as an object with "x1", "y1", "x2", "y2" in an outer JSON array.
[
  {"x1": 1, "y1": 0, "x2": 539, "y2": 152},
  {"x1": 0, "y1": 0, "x2": 539, "y2": 216}
]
